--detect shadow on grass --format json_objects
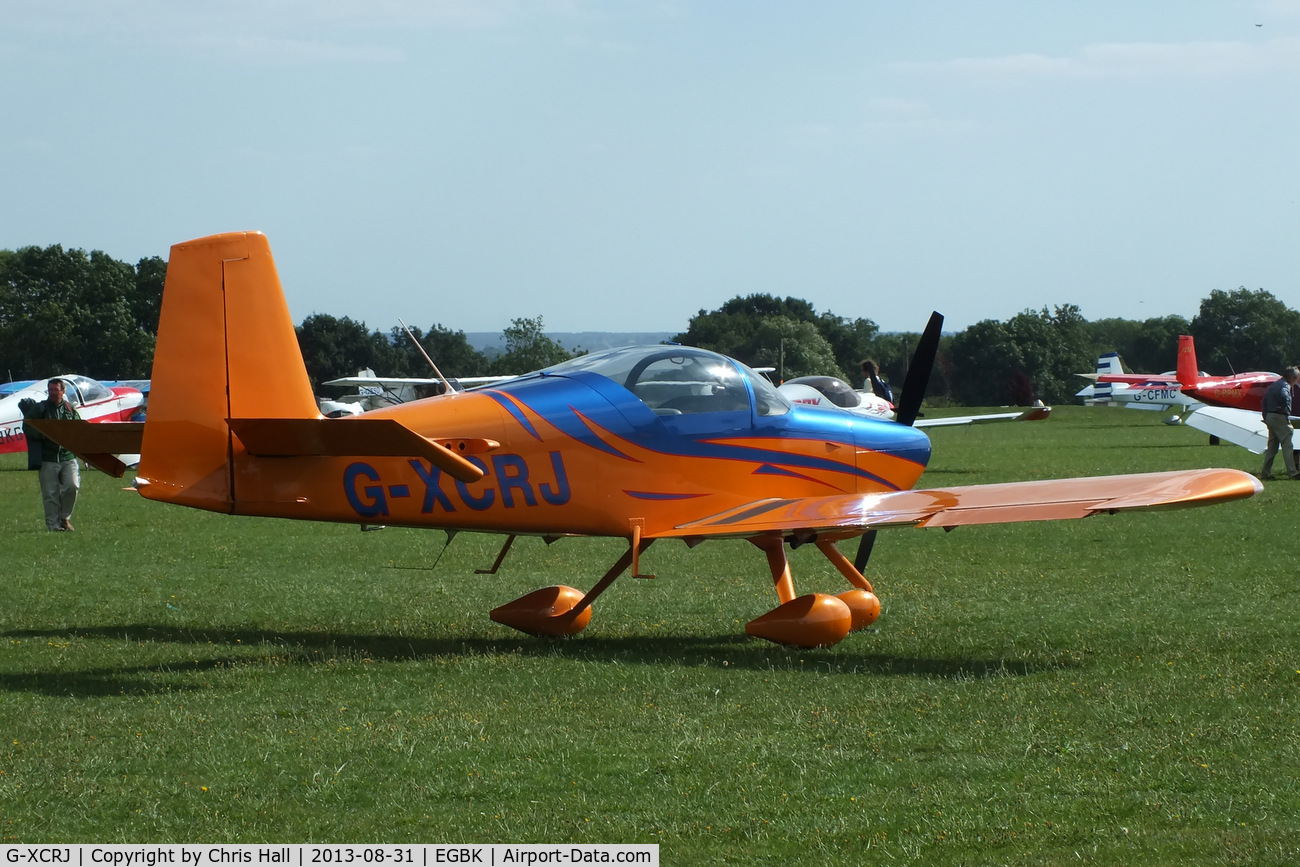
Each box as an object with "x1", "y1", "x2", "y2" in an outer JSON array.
[
  {"x1": 0, "y1": 623, "x2": 1077, "y2": 696},
  {"x1": 0, "y1": 656, "x2": 249, "y2": 697}
]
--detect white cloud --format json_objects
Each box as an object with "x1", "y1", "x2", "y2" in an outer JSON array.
[{"x1": 894, "y1": 37, "x2": 1300, "y2": 83}]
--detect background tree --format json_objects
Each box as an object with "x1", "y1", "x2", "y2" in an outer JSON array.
[
  {"x1": 411, "y1": 323, "x2": 490, "y2": 378},
  {"x1": 1190, "y1": 288, "x2": 1300, "y2": 374},
  {"x1": 675, "y1": 293, "x2": 882, "y2": 383},
  {"x1": 947, "y1": 318, "x2": 1024, "y2": 405},
  {"x1": 492, "y1": 316, "x2": 574, "y2": 375},
  {"x1": 0, "y1": 244, "x2": 157, "y2": 379},
  {"x1": 816, "y1": 311, "x2": 883, "y2": 384},
  {"x1": 131, "y1": 255, "x2": 167, "y2": 334},
  {"x1": 295, "y1": 314, "x2": 405, "y2": 388},
  {"x1": 1089, "y1": 314, "x2": 1192, "y2": 375},
  {"x1": 673, "y1": 294, "x2": 815, "y2": 362},
  {"x1": 747, "y1": 318, "x2": 840, "y2": 381},
  {"x1": 946, "y1": 306, "x2": 1092, "y2": 406}
]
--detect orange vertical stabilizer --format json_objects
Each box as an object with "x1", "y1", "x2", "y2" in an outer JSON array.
[{"x1": 138, "y1": 231, "x2": 318, "y2": 511}]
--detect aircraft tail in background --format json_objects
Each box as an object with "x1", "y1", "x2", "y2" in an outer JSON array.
[
  {"x1": 1176, "y1": 334, "x2": 1199, "y2": 386},
  {"x1": 1085, "y1": 352, "x2": 1125, "y2": 403},
  {"x1": 1095, "y1": 352, "x2": 1124, "y2": 377}
]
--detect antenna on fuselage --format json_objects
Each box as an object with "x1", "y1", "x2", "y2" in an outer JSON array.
[{"x1": 398, "y1": 318, "x2": 456, "y2": 396}]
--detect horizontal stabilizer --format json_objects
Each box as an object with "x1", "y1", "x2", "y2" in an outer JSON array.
[
  {"x1": 665, "y1": 468, "x2": 1261, "y2": 538},
  {"x1": 25, "y1": 419, "x2": 144, "y2": 478},
  {"x1": 227, "y1": 417, "x2": 485, "y2": 483}
]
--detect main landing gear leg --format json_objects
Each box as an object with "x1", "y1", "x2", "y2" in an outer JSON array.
[
  {"x1": 489, "y1": 539, "x2": 655, "y2": 637},
  {"x1": 816, "y1": 539, "x2": 882, "y2": 631},
  {"x1": 745, "y1": 533, "x2": 852, "y2": 648}
]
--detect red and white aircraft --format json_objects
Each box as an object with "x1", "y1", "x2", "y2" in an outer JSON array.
[
  {"x1": 0, "y1": 376, "x2": 145, "y2": 456},
  {"x1": 1082, "y1": 337, "x2": 1298, "y2": 455},
  {"x1": 1093, "y1": 335, "x2": 1281, "y2": 413}
]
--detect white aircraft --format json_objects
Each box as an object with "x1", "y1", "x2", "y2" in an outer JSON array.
[
  {"x1": 777, "y1": 375, "x2": 1050, "y2": 427},
  {"x1": 1074, "y1": 352, "x2": 1201, "y2": 418},
  {"x1": 0, "y1": 375, "x2": 145, "y2": 461},
  {"x1": 319, "y1": 368, "x2": 509, "y2": 416}
]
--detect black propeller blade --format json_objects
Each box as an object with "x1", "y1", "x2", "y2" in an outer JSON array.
[
  {"x1": 893, "y1": 311, "x2": 944, "y2": 428},
  {"x1": 854, "y1": 310, "x2": 944, "y2": 573},
  {"x1": 853, "y1": 528, "x2": 877, "y2": 574}
]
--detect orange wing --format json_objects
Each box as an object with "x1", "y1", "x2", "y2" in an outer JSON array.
[{"x1": 665, "y1": 468, "x2": 1261, "y2": 538}]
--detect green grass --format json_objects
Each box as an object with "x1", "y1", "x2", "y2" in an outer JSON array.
[{"x1": 1, "y1": 406, "x2": 1297, "y2": 863}]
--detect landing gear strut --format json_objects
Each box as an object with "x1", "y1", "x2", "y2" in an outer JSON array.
[
  {"x1": 489, "y1": 539, "x2": 655, "y2": 637},
  {"x1": 744, "y1": 533, "x2": 880, "y2": 648}
]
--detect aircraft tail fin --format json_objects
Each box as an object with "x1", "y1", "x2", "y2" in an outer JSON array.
[
  {"x1": 137, "y1": 232, "x2": 319, "y2": 511},
  {"x1": 1176, "y1": 335, "x2": 1199, "y2": 386},
  {"x1": 1090, "y1": 352, "x2": 1124, "y2": 402},
  {"x1": 1096, "y1": 351, "x2": 1124, "y2": 377}
]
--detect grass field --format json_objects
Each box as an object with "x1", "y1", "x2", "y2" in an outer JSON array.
[{"x1": 1, "y1": 406, "x2": 1297, "y2": 863}]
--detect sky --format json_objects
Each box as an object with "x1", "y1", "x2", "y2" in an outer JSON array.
[{"x1": 3, "y1": 1, "x2": 1298, "y2": 337}]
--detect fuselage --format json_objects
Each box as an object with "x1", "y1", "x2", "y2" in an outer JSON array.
[
  {"x1": 1180, "y1": 373, "x2": 1278, "y2": 412},
  {"x1": 210, "y1": 346, "x2": 932, "y2": 537}
]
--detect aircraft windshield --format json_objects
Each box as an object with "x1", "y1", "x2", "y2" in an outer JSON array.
[
  {"x1": 66, "y1": 376, "x2": 112, "y2": 404},
  {"x1": 542, "y1": 346, "x2": 790, "y2": 416},
  {"x1": 786, "y1": 375, "x2": 863, "y2": 409}
]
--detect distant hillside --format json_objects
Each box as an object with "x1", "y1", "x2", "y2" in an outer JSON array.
[{"x1": 464, "y1": 332, "x2": 676, "y2": 355}]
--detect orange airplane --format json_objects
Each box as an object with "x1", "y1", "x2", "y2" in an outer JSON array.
[{"x1": 32, "y1": 232, "x2": 1262, "y2": 648}]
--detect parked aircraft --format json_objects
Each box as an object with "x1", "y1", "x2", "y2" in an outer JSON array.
[
  {"x1": 1074, "y1": 352, "x2": 1201, "y2": 415},
  {"x1": 1169, "y1": 335, "x2": 1283, "y2": 412},
  {"x1": 779, "y1": 375, "x2": 1050, "y2": 426},
  {"x1": 0, "y1": 376, "x2": 145, "y2": 457},
  {"x1": 1079, "y1": 339, "x2": 1298, "y2": 454},
  {"x1": 320, "y1": 369, "x2": 508, "y2": 416},
  {"x1": 30, "y1": 232, "x2": 1261, "y2": 648},
  {"x1": 1090, "y1": 336, "x2": 1281, "y2": 413}
]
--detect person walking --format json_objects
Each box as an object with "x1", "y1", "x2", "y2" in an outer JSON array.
[
  {"x1": 18, "y1": 378, "x2": 82, "y2": 530},
  {"x1": 1260, "y1": 366, "x2": 1300, "y2": 481}
]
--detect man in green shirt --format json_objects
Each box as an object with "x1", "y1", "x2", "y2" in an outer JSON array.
[{"x1": 18, "y1": 378, "x2": 82, "y2": 531}]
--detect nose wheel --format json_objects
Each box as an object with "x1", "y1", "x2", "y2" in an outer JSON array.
[{"x1": 745, "y1": 534, "x2": 881, "y2": 648}]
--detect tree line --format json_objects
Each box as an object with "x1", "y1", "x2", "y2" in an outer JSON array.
[{"x1": 3, "y1": 242, "x2": 1298, "y2": 407}]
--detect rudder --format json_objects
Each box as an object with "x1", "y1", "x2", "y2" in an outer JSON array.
[
  {"x1": 138, "y1": 231, "x2": 318, "y2": 511},
  {"x1": 1176, "y1": 335, "x2": 1199, "y2": 386}
]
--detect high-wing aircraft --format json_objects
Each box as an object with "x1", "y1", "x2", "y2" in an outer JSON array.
[
  {"x1": 780, "y1": 375, "x2": 1050, "y2": 427},
  {"x1": 0, "y1": 375, "x2": 145, "y2": 457},
  {"x1": 320, "y1": 369, "x2": 510, "y2": 416},
  {"x1": 30, "y1": 232, "x2": 1262, "y2": 648}
]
